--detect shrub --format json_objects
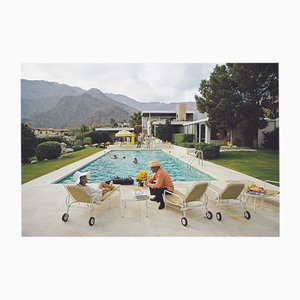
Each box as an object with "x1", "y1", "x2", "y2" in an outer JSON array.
[
  {"x1": 173, "y1": 133, "x2": 194, "y2": 145},
  {"x1": 83, "y1": 137, "x2": 92, "y2": 145},
  {"x1": 72, "y1": 139, "x2": 84, "y2": 151},
  {"x1": 181, "y1": 142, "x2": 196, "y2": 148},
  {"x1": 76, "y1": 130, "x2": 112, "y2": 144},
  {"x1": 263, "y1": 128, "x2": 279, "y2": 149},
  {"x1": 35, "y1": 141, "x2": 62, "y2": 161},
  {"x1": 195, "y1": 143, "x2": 221, "y2": 159},
  {"x1": 36, "y1": 136, "x2": 64, "y2": 144}
]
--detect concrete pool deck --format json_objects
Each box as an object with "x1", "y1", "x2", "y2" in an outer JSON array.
[{"x1": 22, "y1": 145, "x2": 279, "y2": 237}]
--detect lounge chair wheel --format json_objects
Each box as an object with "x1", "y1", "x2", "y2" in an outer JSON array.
[
  {"x1": 216, "y1": 212, "x2": 222, "y2": 221},
  {"x1": 206, "y1": 211, "x2": 213, "y2": 219},
  {"x1": 89, "y1": 217, "x2": 95, "y2": 226},
  {"x1": 244, "y1": 210, "x2": 251, "y2": 220},
  {"x1": 62, "y1": 213, "x2": 69, "y2": 222},
  {"x1": 181, "y1": 217, "x2": 188, "y2": 226}
]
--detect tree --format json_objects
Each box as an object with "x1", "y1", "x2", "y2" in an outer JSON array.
[
  {"x1": 228, "y1": 63, "x2": 279, "y2": 145},
  {"x1": 195, "y1": 64, "x2": 241, "y2": 144},
  {"x1": 156, "y1": 119, "x2": 174, "y2": 142},
  {"x1": 21, "y1": 123, "x2": 37, "y2": 164},
  {"x1": 128, "y1": 111, "x2": 142, "y2": 127},
  {"x1": 80, "y1": 124, "x2": 89, "y2": 132},
  {"x1": 110, "y1": 118, "x2": 118, "y2": 128},
  {"x1": 195, "y1": 63, "x2": 279, "y2": 147}
]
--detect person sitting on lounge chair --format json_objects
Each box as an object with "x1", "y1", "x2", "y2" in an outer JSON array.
[{"x1": 73, "y1": 171, "x2": 114, "y2": 201}]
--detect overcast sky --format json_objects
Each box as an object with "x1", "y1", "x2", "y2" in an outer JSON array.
[{"x1": 21, "y1": 63, "x2": 216, "y2": 103}]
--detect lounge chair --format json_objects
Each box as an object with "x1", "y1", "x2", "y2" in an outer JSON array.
[
  {"x1": 61, "y1": 184, "x2": 120, "y2": 226},
  {"x1": 209, "y1": 181, "x2": 250, "y2": 221},
  {"x1": 163, "y1": 181, "x2": 213, "y2": 226}
]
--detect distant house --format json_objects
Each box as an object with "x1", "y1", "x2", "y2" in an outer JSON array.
[{"x1": 32, "y1": 127, "x2": 70, "y2": 137}]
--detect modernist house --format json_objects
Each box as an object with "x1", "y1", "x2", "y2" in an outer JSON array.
[{"x1": 142, "y1": 103, "x2": 279, "y2": 148}]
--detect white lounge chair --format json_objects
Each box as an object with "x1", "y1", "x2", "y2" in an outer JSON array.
[
  {"x1": 62, "y1": 184, "x2": 120, "y2": 226},
  {"x1": 163, "y1": 181, "x2": 213, "y2": 226},
  {"x1": 209, "y1": 181, "x2": 250, "y2": 221}
]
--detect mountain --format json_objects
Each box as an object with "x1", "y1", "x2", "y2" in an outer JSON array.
[
  {"x1": 21, "y1": 79, "x2": 201, "y2": 128},
  {"x1": 105, "y1": 93, "x2": 197, "y2": 111},
  {"x1": 21, "y1": 79, "x2": 85, "y2": 119},
  {"x1": 28, "y1": 89, "x2": 136, "y2": 128}
]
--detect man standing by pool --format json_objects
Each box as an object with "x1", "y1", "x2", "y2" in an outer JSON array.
[{"x1": 145, "y1": 161, "x2": 174, "y2": 209}]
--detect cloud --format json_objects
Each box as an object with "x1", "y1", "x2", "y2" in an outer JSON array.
[{"x1": 21, "y1": 63, "x2": 216, "y2": 103}]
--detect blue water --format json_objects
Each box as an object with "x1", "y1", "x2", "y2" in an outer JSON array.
[{"x1": 56, "y1": 150, "x2": 214, "y2": 184}]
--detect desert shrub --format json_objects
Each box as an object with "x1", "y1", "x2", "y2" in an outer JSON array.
[
  {"x1": 35, "y1": 141, "x2": 61, "y2": 161},
  {"x1": 72, "y1": 139, "x2": 84, "y2": 151},
  {"x1": 83, "y1": 137, "x2": 92, "y2": 145}
]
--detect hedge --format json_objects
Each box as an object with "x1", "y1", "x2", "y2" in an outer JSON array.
[
  {"x1": 173, "y1": 133, "x2": 194, "y2": 145},
  {"x1": 35, "y1": 141, "x2": 62, "y2": 161}
]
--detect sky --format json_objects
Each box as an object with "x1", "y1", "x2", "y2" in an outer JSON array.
[{"x1": 21, "y1": 63, "x2": 216, "y2": 103}]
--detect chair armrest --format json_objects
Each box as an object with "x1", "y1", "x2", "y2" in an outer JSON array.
[{"x1": 207, "y1": 186, "x2": 220, "y2": 202}]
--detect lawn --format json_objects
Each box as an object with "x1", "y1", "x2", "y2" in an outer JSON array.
[
  {"x1": 209, "y1": 149, "x2": 279, "y2": 183},
  {"x1": 22, "y1": 147, "x2": 103, "y2": 184}
]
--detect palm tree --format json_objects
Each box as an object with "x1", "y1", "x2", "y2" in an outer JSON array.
[{"x1": 128, "y1": 111, "x2": 142, "y2": 127}]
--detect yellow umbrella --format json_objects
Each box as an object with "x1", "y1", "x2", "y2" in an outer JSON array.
[{"x1": 115, "y1": 130, "x2": 135, "y2": 144}]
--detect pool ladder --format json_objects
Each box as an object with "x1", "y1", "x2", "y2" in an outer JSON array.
[{"x1": 187, "y1": 150, "x2": 203, "y2": 168}]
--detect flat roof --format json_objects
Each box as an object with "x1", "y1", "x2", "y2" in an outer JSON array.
[
  {"x1": 152, "y1": 120, "x2": 189, "y2": 125},
  {"x1": 183, "y1": 118, "x2": 209, "y2": 126},
  {"x1": 142, "y1": 110, "x2": 194, "y2": 114},
  {"x1": 95, "y1": 127, "x2": 134, "y2": 131}
]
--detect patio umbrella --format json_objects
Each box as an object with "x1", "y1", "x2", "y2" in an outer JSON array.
[{"x1": 115, "y1": 130, "x2": 135, "y2": 144}]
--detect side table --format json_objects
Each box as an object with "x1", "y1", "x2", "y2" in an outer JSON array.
[{"x1": 120, "y1": 187, "x2": 149, "y2": 217}]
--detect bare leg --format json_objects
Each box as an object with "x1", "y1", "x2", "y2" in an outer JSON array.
[{"x1": 98, "y1": 181, "x2": 114, "y2": 192}]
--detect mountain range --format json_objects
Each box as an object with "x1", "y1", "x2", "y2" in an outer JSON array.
[{"x1": 21, "y1": 79, "x2": 199, "y2": 128}]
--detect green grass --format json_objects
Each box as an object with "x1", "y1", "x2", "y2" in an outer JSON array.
[
  {"x1": 22, "y1": 147, "x2": 103, "y2": 184},
  {"x1": 209, "y1": 149, "x2": 279, "y2": 182}
]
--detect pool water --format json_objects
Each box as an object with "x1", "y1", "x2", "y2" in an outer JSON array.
[{"x1": 56, "y1": 150, "x2": 215, "y2": 184}]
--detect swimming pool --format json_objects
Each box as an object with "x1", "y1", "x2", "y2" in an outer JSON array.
[{"x1": 56, "y1": 150, "x2": 215, "y2": 184}]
